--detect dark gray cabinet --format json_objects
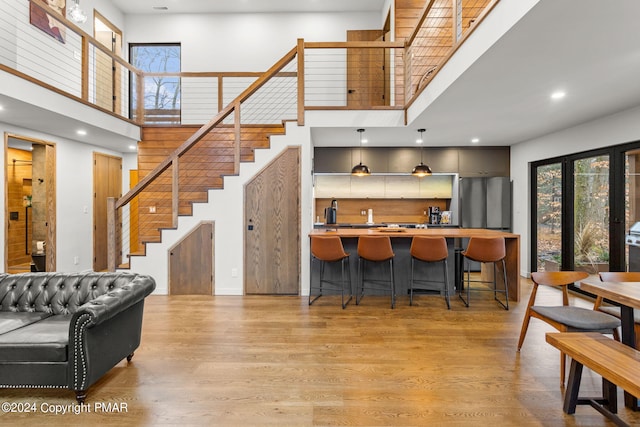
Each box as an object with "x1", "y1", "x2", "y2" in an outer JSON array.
[
  {"x1": 314, "y1": 146, "x2": 508, "y2": 176},
  {"x1": 458, "y1": 148, "x2": 510, "y2": 177}
]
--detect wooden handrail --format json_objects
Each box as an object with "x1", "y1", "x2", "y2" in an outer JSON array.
[
  {"x1": 115, "y1": 45, "x2": 298, "y2": 210},
  {"x1": 304, "y1": 41, "x2": 405, "y2": 49},
  {"x1": 406, "y1": 0, "x2": 437, "y2": 47}
]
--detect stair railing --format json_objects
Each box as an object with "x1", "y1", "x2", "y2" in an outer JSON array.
[{"x1": 107, "y1": 45, "x2": 300, "y2": 270}]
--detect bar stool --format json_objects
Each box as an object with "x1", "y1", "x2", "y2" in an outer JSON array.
[
  {"x1": 356, "y1": 235, "x2": 396, "y2": 309},
  {"x1": 459, "y1": 237, "x2": 509, "y2": 310},
  {"x1": 309, "y1": 235, "x2": 352, "y2": 309},
  {"x1": 409, "y1": 236, "x2": 450, "y2": 309}
]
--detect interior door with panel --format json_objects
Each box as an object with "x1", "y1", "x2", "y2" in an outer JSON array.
[
  {"x1": 93, "y1": 153, "x2": 122, "y2": 271},
  {"x1": 244, "y1": 147, "x2": 300, "y2": 295},
  {"x1": 347, "y1": 30, "x2": 387, "y2": 108}
]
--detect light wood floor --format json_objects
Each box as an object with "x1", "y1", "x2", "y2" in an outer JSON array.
[{"x1": 2, "y1": 278, "x2": 639, "y2": 426}]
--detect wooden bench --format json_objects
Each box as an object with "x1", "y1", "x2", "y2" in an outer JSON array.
[{"x1": 546, "y1": 332, "x2": 640, "y2": 427}]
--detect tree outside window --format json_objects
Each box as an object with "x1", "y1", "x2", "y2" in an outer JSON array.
[{"x1": 130, "y1": 44, "x2": 181, "y2": 123}]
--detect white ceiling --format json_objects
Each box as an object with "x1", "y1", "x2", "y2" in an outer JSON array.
[
  {"x1": 312, "y1": 0, "x2": 640, "y2": 147},
  {"x1": 2, "y1": 0, "x2": 639, "y2": 151},
  {"x1": 109, "y1": 0, "x2": 386, "y2": 14}
]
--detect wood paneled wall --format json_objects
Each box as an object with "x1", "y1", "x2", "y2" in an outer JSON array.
[
  {"x1": 315, "y1": 198, "x2": 449, "y2": 225},
  {"x1": 6, "y1": 148, "x2": 32, "y2": 267},
  {"x1": 136, "y1": 124, "x2": 285, "y2": 245}
]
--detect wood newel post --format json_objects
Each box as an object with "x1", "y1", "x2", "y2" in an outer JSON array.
[
  {"x1": 234, "y1": 102, "x2": 241, "y2": 174},
  {"x1": 81, "y1": 36, "x2": 89, "y2": 101},
  {"x1": 218, "y1": 76, "x2": 224, "y2": 112},
  {"x1": 297, "y1": 38, "x2": 305, "y2": 126},
  {"x1": 107, "y1": 197, "x2": 117, "y2": 272},
  {"x1": 172, "y1": 158, "x2": 179, "y2": 228},
  {"x1": 136, "y1": 71, "x2": 145, "y2": 124}
]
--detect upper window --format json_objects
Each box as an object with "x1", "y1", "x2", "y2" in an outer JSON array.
[{"x1": 129, "y1": 43, "x2": 181, "y2": 124}]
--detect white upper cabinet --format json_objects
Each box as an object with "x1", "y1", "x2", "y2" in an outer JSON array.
[{"x1": 315, "y1": 174, "x2": 454, "y2": 199}]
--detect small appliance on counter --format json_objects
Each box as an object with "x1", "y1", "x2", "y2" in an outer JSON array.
[
  {"x1": 324, "y1": 199, "x2": 338, "y2": 225},
  {"x1": 428, "y1": 206, "x2": 441, "y2": 224}
]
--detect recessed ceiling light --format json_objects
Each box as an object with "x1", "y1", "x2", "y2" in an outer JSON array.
[
  {"x1": 77, "y1": 130, "x2": 87, "y2": 136},
  {"x1": 471, "y1": 138, "x2": 480, "y2": 143},
  {"x1": 0, "y1": 105, "x2": 4, "y2": 111},
  {"x1": 551, "y1": 91, "x2": 566, "y2": 100},
  {"x1": 361, "y1": 138, "x2": 368, "y2": 143}
]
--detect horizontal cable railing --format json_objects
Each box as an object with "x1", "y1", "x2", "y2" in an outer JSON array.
[
  {"x1": 303, "y1": 41, "x2": 406, "y2": 109},
  {"x1": 1, "y1": 0, "x2": 499, "y2": 125},
  {"x1": 405, "y1": 0, "x2": 499, "y2": 103},
  {"x1": 109, "y1": 47, "x2": 299, "y2": 269}
]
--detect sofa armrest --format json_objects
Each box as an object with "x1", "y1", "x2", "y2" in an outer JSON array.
[
  {"x1": 71, "y1": 274, "x2": 155, "y2": 328},
  {"x1": 68, "y1": 275, "x2": 155, "y2": 392}
]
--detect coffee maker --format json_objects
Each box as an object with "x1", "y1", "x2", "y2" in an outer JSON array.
[
  {"x1": 428, "y1": 206, "x2": 441, "y2": 224},
  {"x1": 324, "y1": 199, "x2": 338, "y2": 225}
]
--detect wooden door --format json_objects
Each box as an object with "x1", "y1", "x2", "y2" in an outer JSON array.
[
  {"x1": 347, "y1": 29, "x2": 387, "y2": 108},
  {"x1": 169, "y1": 222, "x2": 214, "y2": 295},
  {"x1": 44, "y1": 144, "x2": 56, "y2": 271},
  {"x1": 94, "y1": 12, "x2": 123, "y2": 114},
  {"x1": 244, "y1": 147, "x2": 300, "y2": 295},
  {"x1": 93, "y1": 153, "x2": 122, "y2": 271}
]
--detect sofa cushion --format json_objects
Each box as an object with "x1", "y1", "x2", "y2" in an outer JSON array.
[
  {"x1": 0, "y1": 312, "x2": 52, "y2": 334},
  {"x1": 0, "y1": 314, "x2": 71, "y2": 362}
]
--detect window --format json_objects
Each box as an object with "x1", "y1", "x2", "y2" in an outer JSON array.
[{"x1": 129, "y1": 43, "x2": 181, "y2": 124}]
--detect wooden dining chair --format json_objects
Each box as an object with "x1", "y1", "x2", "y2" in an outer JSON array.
[
  {"x1": 517, "y1": 271, "x2": 621, "y2": 385},
  {"x1": 597, "y1": 272, "x2": 640, "y2": 348}
]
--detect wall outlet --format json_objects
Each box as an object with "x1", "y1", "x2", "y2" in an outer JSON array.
[
  {"x1": 149, "y1": 206, "x2": 156, "y2": 213},
  {"x1": 231, "y1": 268, "x2": 238, "y2": 277},
  {"x1": 73, "y1": 256, "x2": 79, "y2": 265}
]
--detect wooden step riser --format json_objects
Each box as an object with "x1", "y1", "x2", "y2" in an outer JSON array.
[{"x1": 129, "y1": 124, "x2": 286, "y2": 257}]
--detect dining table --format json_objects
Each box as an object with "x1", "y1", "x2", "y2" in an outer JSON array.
[{"x1": 580, "y1": 278, "x2": 640, "y2": 410}]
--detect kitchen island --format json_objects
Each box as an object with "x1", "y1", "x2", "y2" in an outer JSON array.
[{"x1": 309, "y1": 227, "x2": 520, "y2": 303}]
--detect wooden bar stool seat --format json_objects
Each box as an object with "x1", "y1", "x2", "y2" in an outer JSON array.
[
  {"x1": 459, "y1": 237, "x2": 509, "y2": 310},
  {"x1": 309, "y1": 235, "x2": 352, "y2": 309},
  {"x1": 356, "y1": 235, "x2": 396, "y2": 309},
  {"x1": 409, "y1": 236, "x2": 450, "y2": 309}
]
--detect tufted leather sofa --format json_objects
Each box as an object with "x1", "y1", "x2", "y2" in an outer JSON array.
[{"x1": 0, "y1": 272, "x2": 155, "y2": 402}]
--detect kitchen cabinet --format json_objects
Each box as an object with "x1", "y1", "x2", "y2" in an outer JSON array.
[
  {"x1": 419, "y1": 175, "x2": 453, "y2": 198},
  {"x1": 314, "y1": 175, "x2": 351, "y2": 198},
  {"x1": 458, "y1": 148, "x2": 510, "y2": 177},
  {"x1": 314, "y1": 146, "x2": 507, "y2": 176},
  {"x1": 350, "y1": 175, "x2": 386, "y2": 198},
  {"x1": 314, "y1": 174, "x2": 454, "y2": 199},
  {"x1": 384, "y1": 175, "x2": 421, "y2": 198}
]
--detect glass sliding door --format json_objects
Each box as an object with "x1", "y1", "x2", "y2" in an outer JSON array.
[
  {"x1": 532, "y1": 141, "x2": 640, "y2": 279},
  {"x1": 625, "y1": 149, "x2": 640, "y2": 271},
  {"x1": 573, "y1": 155, "x2": 610, "y2": 275},
  {"x1": 535, "y1": 162, "x2": 563, "y2": 271}
]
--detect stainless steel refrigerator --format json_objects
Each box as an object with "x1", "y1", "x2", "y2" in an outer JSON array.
[{"x1": 459, "y1": 177, "x2": 512, "y2": 230}]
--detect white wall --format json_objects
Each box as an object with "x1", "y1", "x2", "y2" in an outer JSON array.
[
  {"x1": 0, "y1": 121, "x2": 133, "y2": 273},
  {"x1": 510, "y1": 105, "x2": 640, "y2": 278},
  {"x1": 123, "y1": 12, "x2": 381, "y2": 70}
]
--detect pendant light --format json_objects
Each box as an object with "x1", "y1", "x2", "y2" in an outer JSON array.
[
  {"x1": 68, "y1": 0, "x2": 87, "y2": 24},
  {"x1": 351, "y1": 128, "x2": 371, "y2": 176},
  {"x1": 411, "y1": 128, "x2": 432, "y2": 177}
]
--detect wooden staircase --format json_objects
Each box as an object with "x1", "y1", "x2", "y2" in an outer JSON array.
[{"x1": 128, "y1": 123, "x2": 287, "y2": 257}]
